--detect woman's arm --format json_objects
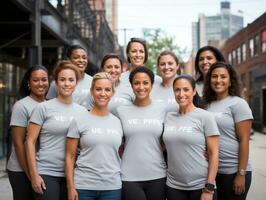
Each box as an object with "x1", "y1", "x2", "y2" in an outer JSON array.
[
  {"x1": 201, "y1": 135, "x2": 219, "y2": 200},
  {"x1": 25, "y1": 122, "x2": 46, "y2": 194},
  {"x1": 11, "y1": 126, "x2": 30, "y2": 178},
  {"x1": 65, "y1": 138, "x2": 79, "y2": 200},
  {"x1": 233, "y1": 119, "x2": 252, "y2": 195}
]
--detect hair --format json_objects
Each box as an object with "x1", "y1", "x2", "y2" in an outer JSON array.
[
  {"x1": 202, "y1": 62, "x2": 240, "y2": 107},
  {"x1": 65, "y1": 45, "x2": 87, "y2": 59},
  {"x1": 53, "y1": 60, "x2": 80, "y2": 82},
  {"x1": 195, "y1": 46, "x2": 225, "y2": 82},
  {"x1": 91, "y1": 72, "x2": 115, "y2": 92},
  {"x1": 157, "y1": 50, "x2": 181, "y2": 75},
  {"x1": 100, "y1": 54, "x2": 123, "y2": 70},
  {"x1": 173, "y1": 74, "x2": 202, "y2": 108},
  {"x1": 129, "y1": 66, "x2": 155, "y2": 86},
  {"x1": 19, "y1": 65, "x2": 48, "y2": 97},
  {"x1": 126, "y1": 38, "x2": 148, "y2": 64}
]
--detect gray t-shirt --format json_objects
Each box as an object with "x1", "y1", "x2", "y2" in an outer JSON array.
[
  {"x1": 7, "y1": 96, "x2": 40, "y2": 172},
  {"x1": 67, "y1": 112, "x2": 123, "y2": 190},
  {"x1": 207, "y1": 96, "x2": 253, "y2": 174},
  {"x1": 30, "y1": 98, "x2": 87, "y2": 177},
  {"x1": 81, "y1": 82, "x2": 133, "y2": 113},
  {"x1": 151, "y1": 82, "x2": 178, "y2": 113},
  {"x1": 116, "y1": 101, "x2": 167, "y2": 181},
  {"x1": 163, "y1": 108, "x2": 219, "y2": 190},
  {"x1": 46, "y1": 73, "x2": 92, "y2": 105}
]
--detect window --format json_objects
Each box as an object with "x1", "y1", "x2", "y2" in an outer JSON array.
[
  {"x1": 254, "y1": 34, "x2": 260, "y2": 56},
  {"x1": 228, "y1": 53, "x2": 232, "y2": 64},
  {"x1": 232, "y1": 50, "x2": 236, "y2": 65},
  {"x1": 242, "y1": 43, "x2": 246, "y2": 62},
  {"x1": 249, "y1": 38, "x2": 254, "y2": 58},
  {"x1": 261, "y1": 29, "x2": 266, "y2": 53},
  {"x1": 237, "y1": 47, "x2": 241, "y2": 64}
]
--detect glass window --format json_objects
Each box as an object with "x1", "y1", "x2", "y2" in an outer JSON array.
[
  {"x1": 232, "y1": 50, "x2": 236, "y2": 65},
  {"x1": 254, "y1": 34, "x2": 260, "y2": 56},
  {"x1": 249, "y1": 38, "x2": 254, "y2": 58},
  {"x1": 228, "y1": 53, "x2": 232, "y2": 64},
  {"x1": 237, "y1": 47, "x2": 241, "y2": 64},
  {"x1": 242, "y1": 43, "x2": 246, "y2": 62},
  {"x1": 261, "y1": 29, "x2": 266, "y2": 53}
]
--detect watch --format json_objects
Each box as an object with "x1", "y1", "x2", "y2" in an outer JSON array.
[
  {"x1": 238, "y1": 169, "x2": 246, "y2": 176},
  {"x1": 204, "y1": 183, "x2": 215, "y2": 192}
]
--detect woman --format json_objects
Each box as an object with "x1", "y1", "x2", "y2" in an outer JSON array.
[
  {"x1": 26, "y1": 60, "x2": 87, "y2": 200},
  {"x1": 65, "y1": 72, "x2": 123, "y2": 200},
  {"x1": 163, "y1": 74, "x2": 219, "y2": 200},
  {"x1": 82, "y1": 54, "x2": 133, "y2": 113},
  {"x1": 7, "y1": 65, "x2": 49, "y2": 200},
  {"x1": 47, "y1": 45, "x2": 93, "y2": 105},
  {"x1": 116, "y1": 67, "x2": 166, "y2": 200},
  {"x1": 151, "y1": 50, "x2": 181, "y2": 112},
  {"x1": 203, "y1": 62, "x2": 253, "y2": 200},
  {"x1": 195, "y1": 46, "x2": 225, "y2": 96}
]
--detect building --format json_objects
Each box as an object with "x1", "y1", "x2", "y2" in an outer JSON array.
[
  {"x1": 192, "y1": 1, "x2": 243, "y2": 54},
  {"x1": 221, "y1": 12, "x2": 266, "y2": 133},
  {"x1": 105, "y1": 0, "x2": 118, "y2": 35},
  {"x1": 0, "y1": 0, "x2": 119, "y2": 158}
]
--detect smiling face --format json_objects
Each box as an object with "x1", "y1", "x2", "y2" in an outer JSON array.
[
  {"x1": 210, "y1": 67, "x2": 231, "y2": 99},
  {"x1": 102, "y1": 58, "x2": 122, "y2": 84},
  {"x1": 132, "y1": 72, "x2": 152, "y2": 101},
  {"x1": 127, "y1": 42, "x2": 145, "y2": 68},
  {"x1": 173, "y1": 78, "x2": 196, "y2": 108},
  {"x1": 29, "y1": 69, "x2": 49, "y2": 99},
  {"x1": 69, "y1": 49, "x2": 88, "y2": 74},
  {"x1": 91, "y1": 79, "x2": 114, "y2": 108},
  {"x1": 56, "y1": 69, "x2": 77, "y2": 98},
  {"x1": 158, "y1": 54, "x2": 179, "y2": 81},
  {"x1": 198, "y1": 50, "x2": 217, "y2": 77}
]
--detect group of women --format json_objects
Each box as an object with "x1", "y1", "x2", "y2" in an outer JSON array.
[{"x1": 7, "y1": 37, "x2": 253, "y2": 200}]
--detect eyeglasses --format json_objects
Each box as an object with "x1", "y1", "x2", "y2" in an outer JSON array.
[{"x1": 130, "y1": 37, "x2": 146, "y2": 44}]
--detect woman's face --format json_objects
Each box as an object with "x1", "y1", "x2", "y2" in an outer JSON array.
[
  {"x1": 29, "y1": 69, "x2": 49, "y2": 98},
  {"x1": 127, "y1": 42, "x2": 145, "y2": 67},
  {"x1": 132, "y1": 72, "x2": 152, "y2": 101},
  {"x1": 173, "y1": 78, "x2": 196, "y2": 108},
  {"x1": 91, "y1": 79, "x2": 114, "y2": 108},
  {"x1": 210, "y1": 67, "x2": 231, "y2": 98},
  {"x1": 69, "y1": 49, "x2": 88, "y2": 74},
  {"x1": 56, "y1": 69, "x2": 77, "y2": 98},
  {"x1": 158, "y1": 54, "x2": 179, "y2": 81},
  {"x1": 102, "y1": 58, "x2": 122, "y2": 84},
  {"x1": 198, "y1": 50, "x2": 217, "y2": 77}
]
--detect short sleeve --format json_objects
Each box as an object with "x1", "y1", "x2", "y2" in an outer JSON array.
[
  {"x1": 80, "y1": 94, "x2": 94, "y2": 110},
  {"x1": 46, "y1": 81, "x2": 58, "y2": 99},
  {"x1": 232, "y1": 98, "x2": 253, "y2": 123},
  {"x1": 203, "y1": 111, "x2": 220, "y2": 137},
  {"x1": 10, "y1": 102, "x2": 28, "y2": 127},
  {"x1": 67, "y1": 119, "x2": 81, "y2": 139},
  {"x1": 29, "y1": 103, "x2": 46, "y2": 126}
]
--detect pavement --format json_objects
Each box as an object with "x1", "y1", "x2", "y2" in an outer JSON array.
[{"x1": 0, "y1": 132, "x2": 266, "y2": 200}]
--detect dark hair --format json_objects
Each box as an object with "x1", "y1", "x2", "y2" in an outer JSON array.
[
  {"x1": 19, "y1": 65, "x2": 48, "y2": 97},
  {"x1": 65, "y1": 45, "x2": 87, "y2": 59},
  {"x1": 100, "y1": 54, "x2": 123, "y2": 70},
  {"x1": 173, "y1": 74, "x2": 202, "y2": 108},
  {"x1": 202, "y1": 62, "x2": 240, "y2": 106},
  {"x1": 157, "y1": 50, "x2": 181, "y2": 75},
  {"x1": 53, "y1": 60, "x2": 80, "y2": 82},
  {"x1": 129, "y1": 66, "x2": 154, "y2": 85},
  {"x1": 126, "y1": 38, "x2": 148, "y2": 64},
  {"x1": 195, "y1": 46, "x2": 225, "y2": 82}
]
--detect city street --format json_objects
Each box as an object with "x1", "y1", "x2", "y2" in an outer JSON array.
[{"x1": 0, "y1": 132, "x2": 266, "y2": 200}]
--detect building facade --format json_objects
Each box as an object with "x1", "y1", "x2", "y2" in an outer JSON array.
[
  {"x1": 221, "y1": 12, "x2": 266, "y2": 133},
  {"x1": 192, "y1": 1, "x2": 243, "y2": 54}
]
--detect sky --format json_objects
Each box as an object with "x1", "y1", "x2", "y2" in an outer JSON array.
[{"x1": 117, "y1": 0, "x2": 266, "y2": 55}]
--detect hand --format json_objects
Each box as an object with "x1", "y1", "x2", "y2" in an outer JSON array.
[
  {"x1": 201, "y1": 191, "x2": 213, "y2": 200},
  {"x1": 233, "y1": 175, "x2": 245, "y2": 195},
  {"x1": 68, "y1": 187, "x2": 78, "y2": 200},
  {"x1": 31, "y1": 174, "x2": 46, "y2": 194}
]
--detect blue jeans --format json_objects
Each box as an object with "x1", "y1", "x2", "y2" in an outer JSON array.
[{"x1": 77, "y1": 189, "x2": 121, "y2": 200}]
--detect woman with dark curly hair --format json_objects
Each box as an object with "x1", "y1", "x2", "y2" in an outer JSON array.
[
  {"x1": 202, "y1": 62, "x2": 253, "y2": 200},
  {"x1": 194, "y1": 46, "x2": 225, "y2": 96}
]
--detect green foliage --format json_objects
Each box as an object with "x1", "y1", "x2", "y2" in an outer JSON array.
[{"x1": 142, "y1": 28, "x2": 188, "y2": 74}]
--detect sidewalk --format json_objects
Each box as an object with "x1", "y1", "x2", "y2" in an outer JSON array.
[{"x1": 0, "y1": 132, "x2": 266, "y2": 200}]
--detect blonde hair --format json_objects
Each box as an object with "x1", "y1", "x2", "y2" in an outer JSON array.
[{"x1": 91, "y1": 72, "x2": 115, "y2": 92}]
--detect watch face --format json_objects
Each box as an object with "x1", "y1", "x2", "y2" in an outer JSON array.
[
  {"x1": 205, "y1": 183, "x2": 215, "y2": 191},
  {"x1": 239, "y1": 169, "x2": 246, "y2": 176}
]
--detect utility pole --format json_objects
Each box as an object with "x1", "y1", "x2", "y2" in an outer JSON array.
[{"x1": 117, "y1": 28, "x2": 133, "y2": 55}]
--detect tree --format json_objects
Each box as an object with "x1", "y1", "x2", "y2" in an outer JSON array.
[{"x1": 142, "y1": 28, "x2": 188, "y2": 74}]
